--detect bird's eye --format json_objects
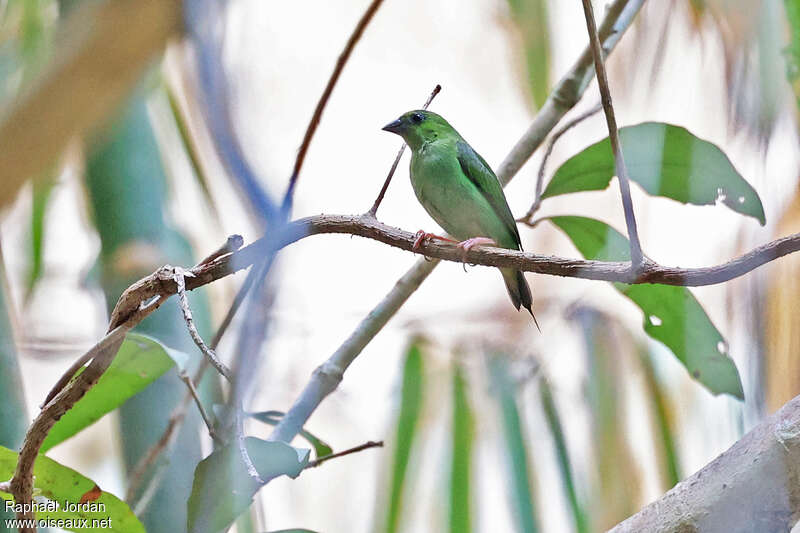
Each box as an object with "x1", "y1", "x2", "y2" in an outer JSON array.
[{"x1": 411, "y1": 112, "x2": 424, "y2": 123}]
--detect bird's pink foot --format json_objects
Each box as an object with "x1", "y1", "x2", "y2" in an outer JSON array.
[
  {"x1": 456, "y1": 237, "x2": 496, "y2": 270},
  {"x1": 412, "y1": 230, "x2": 456, "y2": 252}
]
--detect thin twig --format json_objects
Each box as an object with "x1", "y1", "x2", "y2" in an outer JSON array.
[
  {"x1": 366, "y1": 84, "x2": 442, "y2": 217},
  {"x1": 123, "y1": 262, "x2": 264, "y2": 506},
  {"x1": 126, "y1": 357, "x2": 210, "y2": 507},
  {"x1": 173, "y1": 266, "x2": 233, "y2": 381},
  {"x1": 126, "y1": 391, "x2": 191, "y2": 504},
  {"x1": 177, "y1": 370, "x2": 218, "y2": 441},
  {"x1": 281, "y1": 0, "x2": 386, "y2": 213},
  {"x1": 43, "y1": 236, "x2": 243, "y2": 408},
  {"x1": 518, "y1": 102, "x2": 602, "y2": 224},
  {"x1": 305, "y1": 440, "x2": 383, "y2": 468},
  {"x1": 581, "y1": 0, "x2": 644, "y2": 269}
]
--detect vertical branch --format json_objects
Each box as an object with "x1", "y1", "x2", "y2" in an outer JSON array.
[
  {"x1": 281, "y1": 0, "x2": 386, "y2": 214},
  {"x1": 580, "y1": 0, "x2": 644, "y2": 268},
  {"x1": 366, "y1": 83, "x2": 442, "y2": 217}
]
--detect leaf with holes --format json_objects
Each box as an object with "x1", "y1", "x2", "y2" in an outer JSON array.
[
  {"x1": 542, "y1": 122, "x2": 765, "y2": 225},
  {"x1": 550, "y1": 215, "x2": 743, "y2": 399},
  {"x1": 42, "y1": 333, "x2": 192, "y2": 452}
]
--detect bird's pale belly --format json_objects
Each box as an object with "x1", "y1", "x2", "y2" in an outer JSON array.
[{"x1": 410, "y1": 158, "x2": 488, "y2": 241}]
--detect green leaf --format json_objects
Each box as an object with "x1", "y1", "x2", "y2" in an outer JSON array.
[
  {"x1": 247, "y1": 410, "x2": 333, "y2": 459},
  {"x1": 542, "y1": 122, "x2": 766, "y2": 225},
  {"x1": 0, "y1": 445, "x2": 144, "y2": 532},
  {"x1": 638, "y1": 345, "x2": 681, "y2": 489},
  {"x1": 507, "y1": 0, "x2": 551, "y2": 109},
  {"x1": 383, "y1": 341, "x2": 425, "y2": 533},
  {"x1": 27, "y1": 175, "x2": 54, "y2": 296},
  {"x1": 187, "y1": 438, "x2": 309, "y2": 533},
  {"x1": 449, "y1": 365, "x2": 473, "y2": 533},
  {"x1": 550, "y1": 216, "x2": 744, "y2": 399},
  {"x1": 488, "y1": 356, "x2": 539, "y2": 533},
  {"x1": 42, "y1": 333, "x2": 191, "y2": 452},
  {"x1": 785, "y1": 0, "x2": 800, "y2": 109},
  {"x1": 539, "y1": 378, "x2": 588, "y2": 533},
  {"x1": 266, "y1": 530, "x2": 319, "y2": 533}
]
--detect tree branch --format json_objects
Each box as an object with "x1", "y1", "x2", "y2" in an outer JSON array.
[
  {"x1": 366, "y1": 83, "x2": 442, "y2": 217},
  {"x1": 518, "y1": 102, "x2": 602, "y2": 224},
  {"x1": 267, "y1": 0, "x2": 648, "y2": 446},
  {"x1": 11, "y1": 208, "x2": 797, "y2": 520},
  {"x1": 281, "y1": 0, "x2": 386, "y2": 212},
  {"x1": 610, "y1": 392, "x2": 800, "y2": 532},
  {"x1": 305, "y1": 440, "x2": 383, "y2": 468},
  {"x1": 264, "y1": 214, "x2": 800, "y2": 287},
  {"x1": 581, "y1": 0, "x2": 644, "y2": 268}
]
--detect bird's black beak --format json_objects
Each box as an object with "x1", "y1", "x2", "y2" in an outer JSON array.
[{"x1": 382, "y1": 118, "x2": 404, "y2": 134}]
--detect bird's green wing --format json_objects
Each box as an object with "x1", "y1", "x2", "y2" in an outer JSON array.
[{"x1": 456, "y1": 141, "x2": 522, "y2": 248}]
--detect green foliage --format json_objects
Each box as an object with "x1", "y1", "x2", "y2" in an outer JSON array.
[
  {"x1": 507, "y1": 0, "x2": 551, "y2": 109},
  {"x1": 575, "y1": 310, "x2": 639, "y2": 529},
  {"x1": 383, "y1": 341, "x2": 425, "y2": 533},
  {"x1": 539, "y1": 378, "x2": 587, "y2": 533},
  {"x1": 41, "y1": 333, "x2": 191, "y2": 452},
  {"x1": 550, "y1": 216, "x2": 744, "y2": 399},
  {"x1": 785, "y1": 0, "x2": 800, "y2": 108},
  {"x1": 488, "y1": 356, "x2": 539, "y2": 533},
  {"x1": 0, "y1": 446, "x2": 144, "y2": 533},
  {"x1": 187, "y1": 438, "x2": 309, "y2": 533},
  {"x1": 449, "y1": 365, "x2": 473, "y2": 533},
  {"x1": 0, "y1": 254, "x2": 26, "y2": 533},
  {"x1": 543, "y1": 122, "x2": 765, "y2": 225},
  {"x1": 27, "y1": 176, "x2": 55, "y2": 296},
  {"x1": 248, "y1": 411, "x2": 333, "y2": 459},
  {"x1": 0, "y1": 261, "x2": 27, "y2": 451},
  {"x1": 638, "y1": 346, "x2": 681, "y2": 489}
]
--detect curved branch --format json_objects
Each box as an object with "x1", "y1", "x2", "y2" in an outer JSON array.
[
  {"x1": 282, "y1": 0, "x2": 386, "y2": 210},
  {"x1": 13, "y1": 212, "x2": 797, "y2": 522},
  {"x1": 279, "y1": 215, "x2": 800, "y2": 287}
]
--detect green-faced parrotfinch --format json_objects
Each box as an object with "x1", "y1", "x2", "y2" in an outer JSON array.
[{"x1": 382, "y1": 110, "x2": 539, "y2": 330}]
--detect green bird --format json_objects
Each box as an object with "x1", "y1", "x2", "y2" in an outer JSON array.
[{"x1": 382, "y1": 109, "x2": 539, "y2": 329}]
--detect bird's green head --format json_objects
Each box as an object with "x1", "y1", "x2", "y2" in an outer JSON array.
[{"x1": 382, "y1": 110, "x2": 458, "y2": 151}]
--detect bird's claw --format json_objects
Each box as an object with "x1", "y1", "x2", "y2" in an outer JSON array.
[
  {"x1": 412, "y1": 230, "x2": 455, "y2": 253},
  {"x1": 412, "y1": 230, "x2": 429, "y2": 252},
  {"x1": 456, "y1": 237, "x2": 496, "y2": 270}
]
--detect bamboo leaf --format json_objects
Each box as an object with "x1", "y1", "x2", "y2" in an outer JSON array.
[
  {"x1": 539, "y1": 378, "x2": 588, "y2": 533},
  {"x1": 488, "y1": 355, "x2": 539, "y2": 533},
  {"x1": 383, "y1": 341, "x2": 425, "y2": 533},
  {"x1": 507, "y1": 0, "x2": 551, "y2": 109},
  {"x1": 449, "y1": 365, "x2": 474, "y2": 533}
]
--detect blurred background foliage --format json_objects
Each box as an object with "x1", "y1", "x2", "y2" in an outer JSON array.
[{"x1": 0, "y1": 0, "x2": 798, "y2": 532}]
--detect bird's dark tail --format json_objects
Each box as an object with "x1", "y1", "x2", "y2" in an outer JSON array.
[{"x1": 500, "y1": 268, "x2": 540, "y2": 332}]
